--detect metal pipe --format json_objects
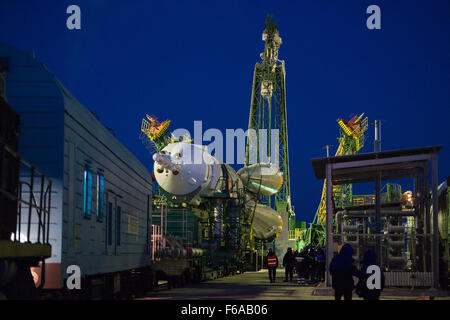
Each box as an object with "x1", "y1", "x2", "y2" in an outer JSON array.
[
  {"x1": 388, "y1": 225, "x2": 405, "y2": 233},
  {"x1": 375, "y1": 172, "x2": 382, "y2": 265},
  {"x1": 27, "y1": 168, "x2": 34, "y2": 242},
  {"x1": 375, "y1": 120, "x2": 378, "y2": 140},
  {"x1": 343, "y1": 210, "x2": 415, "y2": 218},
  {"x1": 46, "y1": 181, "x2": 51, "y2": 243},
  {"x1": 342, "y1": 225, "x2": 359, "y2": 232},
  {"x1": 17, "y1": 183, "x2": 22, "y2": 242},
  {"x1": 42, "y1": 180, "x2": 46, "y2": 245},
  {"x1": 335, "y1": 210, "x2": 344, "y2": 234},
  {"x1": 431, "y1": 154, "x2": 439, "y2": 288},
  {"x1": 38, "y1": 174, "x2": 44, "y2": 243},
  {"x1": 325, "y1": 163, "x2": 333, "y2": 287}
]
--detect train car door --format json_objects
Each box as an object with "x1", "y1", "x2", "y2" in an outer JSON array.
[
  {"x1": 106, "y1": 191, "x2": 122, "y2": 256},
  {"x1": 106, "y1": 191, "x2": 115, "y2": 256},
  {"x1": 115, "y1": 196, "x2": 122, "y2": 256}
]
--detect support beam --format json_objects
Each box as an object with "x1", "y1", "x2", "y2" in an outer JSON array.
[
  {"x1": 325, "y1": 163, "x2": 333, "y2": 287},
  {"x1": 375, "y1": 171, "x2": 382, "y2": 265},
  {"x1": 424, "y1": 163, "x2": 431, "y2": 272},
  {"x1": 413, "y1": 170, "x2": 423, "y2": 271},
  {"x1": 331, "y1": 154, "x2": 432, "y2": 171},
  {"x1": 431, "y1": 154, "x2": 439, "y2": 289}
]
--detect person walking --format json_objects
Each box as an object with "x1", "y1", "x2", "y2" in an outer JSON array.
[
  {"x1": 265, "y1": 248, "x2": 278, "y2": 283},
  {"x1": 329, "y1": 243, "x2": 360, "y2": 300},
  {"x1": 296, "y1": 248, "x2": 308, "y2": 285},
  {"x1": 356, "y1": 250, "x2": 384, "y2": 300},
  {"x1": 306, "y1": 247, "x2": 317, "y2": 283},
  {"x1": 292, "y1": 250, "x2": 299, "y2": 275},
  {"x1": 282, "y1": 248, "x2": 295, "y2": 282},
  {"x1": 315, "y1": 248, "x2": 326, "y2": 282}
]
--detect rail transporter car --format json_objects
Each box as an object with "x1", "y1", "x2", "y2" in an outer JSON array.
[
  {"x1": 0, "y1": 70, "x2": 53, "y2": 299},
  {"x1": 0, "y1": 43, "x2": 154, "y2": 299}
]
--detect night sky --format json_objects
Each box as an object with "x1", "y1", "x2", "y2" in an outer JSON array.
[{"x1": 1, "y1": 0, "x2": 449, "y2": 223}]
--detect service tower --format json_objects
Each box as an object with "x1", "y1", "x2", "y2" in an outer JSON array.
[{"x1": 245, "y1": 17, "x2": 295, "y2": 258}]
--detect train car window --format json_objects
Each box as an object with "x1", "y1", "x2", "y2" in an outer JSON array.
[
  {"x1": 97, "y1": 173, "x2": 104, "y2": 221},
  {"x1": 116, "y1": 206, "x2": 121, "y2": 246},
  {"x1": 107, "y1": 202, "x2": 113, "y2": 246},
  {"x1": 83, "y1": 165, "x2": 93, "y2": 218}
]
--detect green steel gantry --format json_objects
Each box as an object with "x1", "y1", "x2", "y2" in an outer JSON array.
[
  {"x1": 245, "y1": 17, "x2": 295, "y2": 242},
  {"x1": 301, "y1": 114, "x2": 368, "y2": 249}
]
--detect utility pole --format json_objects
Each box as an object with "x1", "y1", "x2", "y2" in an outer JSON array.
[
  {"x1": 323, "y1": 145, "x2": 333, "y2": 158},
  {"x1": 374, "y1": 120, "x2": 382, "y2": 152}
]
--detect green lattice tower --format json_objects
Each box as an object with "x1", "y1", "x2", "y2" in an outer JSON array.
[
  {"x1": 334, "y1": 127, "x2": 357, "y2": 209},
  {"x1": 245, "y1": 17, "x2": 294, "y2": 241}
]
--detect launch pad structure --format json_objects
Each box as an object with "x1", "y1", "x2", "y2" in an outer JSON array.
[
  {"x1": 140, "y1": 18, "x2": 297, "y2": 276},
  {"x1": 312, "y1": 146, "x2": 442, "y2": 289},
  {"x1": 245, "y1": 17, "x2": 295, "y2": 258}
]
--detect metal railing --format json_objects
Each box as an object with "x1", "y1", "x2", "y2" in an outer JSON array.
[
  {"x1": 330, "y1": 233, "x2": 434, "y2": 272},
  {"x1": 151, "y1": 201, "x2": 167, "y2": 260},
  {"x1": 0, "y1": 141, "x2": 52, "y2": 245}
]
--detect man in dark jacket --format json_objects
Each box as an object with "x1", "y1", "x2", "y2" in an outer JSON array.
[
  {"x1": 296, "y1": 248, "x2": 308, "y2": 285},
  {"x1": 306, "y1": 247, "x2": 317, "y2": 283},
  {"x1": 282, "y1": 248, "x2": 295, "y2": 282},
  {"x1": 356, "y1": 250, "x2": 385, "y2": 300},
  {"x1": 329, "y1": 243, "x2": 360, "y2": 300},
  {"x1": 315, "y1": 248, "x2": 326, "y2": 282}
]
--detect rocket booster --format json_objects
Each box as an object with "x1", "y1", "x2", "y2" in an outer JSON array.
[
  {"x1": 246, "y1": 200, "x2": 283, "y2": 239},
  {"x1": 237, "y1": 163, "x2": 283, "y2": 196}
]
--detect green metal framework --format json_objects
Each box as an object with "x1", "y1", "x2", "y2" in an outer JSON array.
[
  {"x1": 245, "y1": 18, "x2": 294, "y2": 239},
  {"x1": 331, "y1": 126, "x2": 359, "y2": 210},
  {"x1": 302, "y1": 116, "x2": 369, "y2": 249},
  {"x1": 199, "y1": 164, "x2": 250, "y2": 268}
]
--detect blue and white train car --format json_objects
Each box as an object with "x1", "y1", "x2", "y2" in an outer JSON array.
[{"x1": 0, "y1": 43, "x2": 153, "y2": 297}]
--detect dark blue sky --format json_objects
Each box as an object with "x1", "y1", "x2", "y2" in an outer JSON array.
[{"x1": 1, "y1": 0, "x2": 449, "y2": 223}]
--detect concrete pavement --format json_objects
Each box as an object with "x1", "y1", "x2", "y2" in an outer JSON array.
[{"x1": 139, "y1": 269, "x2": 450, "y2": 300}]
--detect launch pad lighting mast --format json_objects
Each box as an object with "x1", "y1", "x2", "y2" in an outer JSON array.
[{"x1": 245, "y1": 17, "x2": 295, "y2": 246}]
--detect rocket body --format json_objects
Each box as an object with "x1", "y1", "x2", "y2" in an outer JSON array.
[
  {"x1": 153, "y1": 142, "x2": 222, "y2": 206},
  {"x1": 152, "y1": 142, "x2": 283, "y2": 240}
]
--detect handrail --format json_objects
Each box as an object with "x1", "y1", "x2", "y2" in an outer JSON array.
[{"x1": 0, "y1": 140, "x2": 52, "y2": 245}]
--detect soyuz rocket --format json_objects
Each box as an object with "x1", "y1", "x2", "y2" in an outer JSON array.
[{"x1": 152, "y1": 141, "x2": 284, "y2": 240}]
